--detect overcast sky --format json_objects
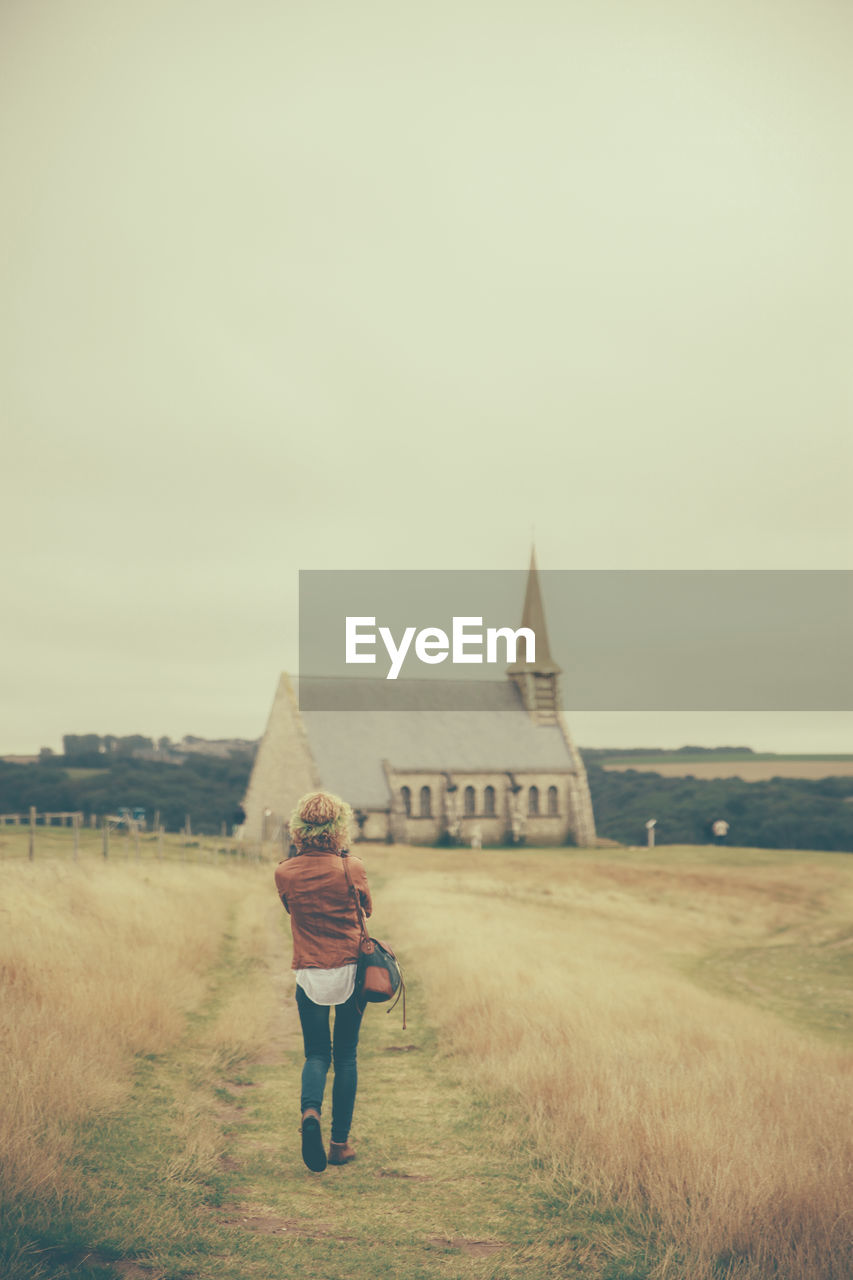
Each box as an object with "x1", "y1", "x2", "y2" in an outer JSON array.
[{"x1": 1, "y1": 0, "x2": 851, "y2": 755}]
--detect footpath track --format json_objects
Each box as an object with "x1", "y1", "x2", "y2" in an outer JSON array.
[{"x1": 36, "y1": 890, "x2": 655, "y2": 1280}]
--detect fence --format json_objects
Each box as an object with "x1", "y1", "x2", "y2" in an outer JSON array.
[{"x1": 0, "y1": 810, "x2": 269, "y2": 864}]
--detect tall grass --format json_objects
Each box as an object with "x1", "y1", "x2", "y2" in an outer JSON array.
[
  {"x1": 0, "y1": 857, "x2": 242, "y2": 1210},
  {"x1": 4, "y1": 837, "x2": 852, "y2": 1279},
  {"x1": 377, "y1": 846, "x2": 853, "y2": 1280}
]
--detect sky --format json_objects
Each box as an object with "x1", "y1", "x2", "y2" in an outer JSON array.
[{"x1": 1, "y1": 0, "x2": 851, "y2": 755}]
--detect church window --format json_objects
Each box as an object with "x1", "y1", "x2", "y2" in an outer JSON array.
[
  {"x1": 547, "y1": 785, "x2": 559, "y2": 816},
  {"x1": 420, "y1": 785, "x2": 432, "y2": 818},
  {"x1": 401, "y1": 786, "x2": 412, "y2": 817},
  {"x1": 484, "y1": 785, "x2": 496, "y2": 816},
  {"x1": 464, "y1": 785, "x2": 476, "y2": 816},
  {"x1": 528, "y1": 785, "x2": 539, "y2": 816}
]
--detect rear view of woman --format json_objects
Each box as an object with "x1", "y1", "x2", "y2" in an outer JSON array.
[{"x1": 274, "y1": 791, "x2": 373, "y2": 1172}]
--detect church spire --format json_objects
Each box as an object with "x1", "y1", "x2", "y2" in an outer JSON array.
[{"x1": 507, "y1": 547, "x2": 561, "y2": 675}]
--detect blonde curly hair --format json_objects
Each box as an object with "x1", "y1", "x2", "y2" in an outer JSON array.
[{"x1": 288, "y1": 791, "x2": 353, "y2": 854}]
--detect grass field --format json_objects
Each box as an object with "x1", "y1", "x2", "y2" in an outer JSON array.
[
  {"x1": 1, "y1": 831, "x2": 852, "y2": 1279},
  {"x1": 600, "y1": 756, "x2": 853, "y2": 781}
]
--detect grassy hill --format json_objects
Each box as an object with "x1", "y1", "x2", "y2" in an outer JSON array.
[{"x1": 585, "y1": 748, "x2": 853, "y2": 766}]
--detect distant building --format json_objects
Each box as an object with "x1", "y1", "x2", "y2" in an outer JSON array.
[{"x1": 242, "y1": 552, "x2": 596, "y2": 847}]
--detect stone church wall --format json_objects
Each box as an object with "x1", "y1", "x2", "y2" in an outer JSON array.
[
  {"x1": 379, "y1": 767, "x2": 583, "y2": 846},
  {"x1": 242, "y1": 675, "x2": 320, "y2": 842}
]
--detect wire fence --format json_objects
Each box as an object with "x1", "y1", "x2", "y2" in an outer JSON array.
[{"x1": 0, "y1": 811, "x2": 280, "y2": 864}]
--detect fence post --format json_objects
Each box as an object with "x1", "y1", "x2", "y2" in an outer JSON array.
[
  {"x1": 134, "y1": 822, "x2": 140, "y2": 859},
  {"x1": 29, "y1": 806, "x2": 36, "y2": 860},
  {"x1": 102, "y1": 819, "x2": 110, "y2": 859},
  {"x1": 158, "y1": 825, "x2": 164, "y2": 860},
  {"x1": 73, "y1": 812, "x2": 80, "y2": 861}
]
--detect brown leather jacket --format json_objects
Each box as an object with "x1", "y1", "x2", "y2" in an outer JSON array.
[{"x1": 274, "y1": 849, "x2": 373, "y2": 969}]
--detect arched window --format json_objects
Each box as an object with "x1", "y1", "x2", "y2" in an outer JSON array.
[
  {"x1": 483, "y1": 785, "x2": 496, "y2": 816},
  {"x1": 400, "y1": 785, "x2": 412, "y2": 817},
  {"x1": 464, "y1": 785, "x2": 476, "y2": 816},
  {"x1": 420, "y1": 785, "x2": 432, "y2": 818},
  {"x1": 528, "y1": 785, "x2": 539, "y2": 816},
  {"x1": 547, "y1": 785, "x2": 559, "y2": 816}
]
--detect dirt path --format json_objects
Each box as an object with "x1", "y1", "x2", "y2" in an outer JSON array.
[
  {"x1": 254, "y1": 902, "x2": 303, "y2": 1066},
  {"x1": 44, "y1": 894, "x2": 658, "y2": 1280},
  {"x1": 203, "y1": 905, "x2": 541, "y2": 1278}
]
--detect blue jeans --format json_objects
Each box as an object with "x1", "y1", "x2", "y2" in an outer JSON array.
[{"x1": 295, "y1": 984, "x2": 364, "y2": 1144}]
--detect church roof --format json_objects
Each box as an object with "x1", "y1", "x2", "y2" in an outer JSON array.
[{"x1": 298, "y1": 676, "x2": 575, "y2": 809}]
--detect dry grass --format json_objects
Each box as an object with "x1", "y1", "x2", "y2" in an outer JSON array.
[
  {"x1": 198, "y1": 885, "x2": 284, "y2": 1073},
  {"x1": 372, "y1": 844, "x2": 853, "y2": 1280},
  {"x1": 0, "y1": 857, "x2": 243, "y2": 1209},
  {"x1": 3, "y1": 838, "x2": 852, "y2": 1278}
]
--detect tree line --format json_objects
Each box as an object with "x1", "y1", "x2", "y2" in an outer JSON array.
[
  {"x1": 585, "y1": 764, "x2": 853, "y2": 852},
  {"x1": 2, "y1": 750, "x2": 851, "y2": 850},
  {"x1": 0, "y1": 751, "x2": 254, "y2": 835}
]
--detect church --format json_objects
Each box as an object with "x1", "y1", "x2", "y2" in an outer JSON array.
[{"x1": 241, "y1": 553, "x2": 596, "y2": 847}]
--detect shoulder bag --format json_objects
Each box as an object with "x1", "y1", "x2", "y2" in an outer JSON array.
[{"x1": 341, "y1": 853, "x2": 406, "y2": 1028}]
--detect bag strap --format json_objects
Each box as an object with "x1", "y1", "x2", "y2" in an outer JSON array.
[{"x1": 341, "y1": 851, "x2": 372, "y2": 950}]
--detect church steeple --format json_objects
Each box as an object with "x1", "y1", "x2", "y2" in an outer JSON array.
[
  {"x1": 507, "y1": 546, "x2": 561, "y2": 676},
  {"x1": 507, "y1": 547, "x2": 561, "y2": 723}
]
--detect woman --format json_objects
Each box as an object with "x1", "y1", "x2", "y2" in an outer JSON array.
[{"x1": 274, "y1": 790, "x2": 373, "y2": 1173}]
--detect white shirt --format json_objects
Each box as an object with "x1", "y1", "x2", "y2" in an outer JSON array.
[{"x1": 295, "y1": 963, "x2": 357, "y2": 1006}]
